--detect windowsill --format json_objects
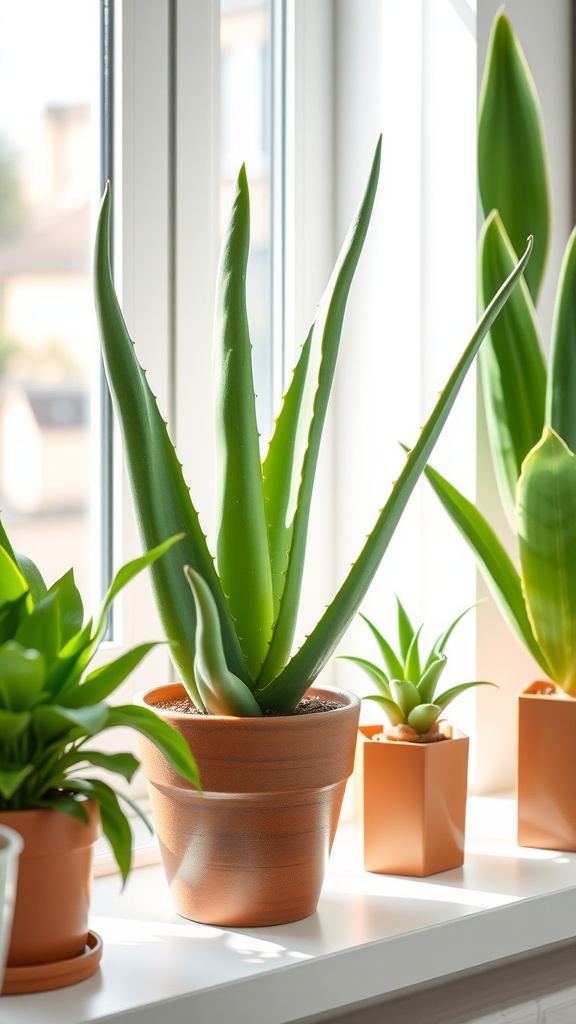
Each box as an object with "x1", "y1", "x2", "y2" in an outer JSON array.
[{"x1": 3, "y1": 795, "x2": 576, "y2": 1024}]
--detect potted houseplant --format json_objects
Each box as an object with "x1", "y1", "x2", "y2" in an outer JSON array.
[
  {"x1": 94, "y1": 137, "x2": 531, "y2": 926},
  {"x1": 424, "y1": 11, "x2": 576, "y2": 852},
  {"x1": 342, "y1": 599, "x2": 493, "y2": 875},
  {"x1": 0, "y1": 524, "x2": 199, "y2": 994}
]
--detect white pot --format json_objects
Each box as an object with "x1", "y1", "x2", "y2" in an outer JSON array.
[{"x1": 0, "y1": 825, "x2": 23, "y2": 988}]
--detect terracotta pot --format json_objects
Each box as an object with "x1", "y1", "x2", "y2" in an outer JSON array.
[
  {"x1": 360, "y1": 724, "x2": 469, "y2": 876},
  {"x1": 0, "y1": 800, "x2": 100, "y2": 983},
  {"x1": 137, "y1": 682, "x2": 360, "y2": 926},
  {"x1": 517, "y1": 681, "x2": 576, "y2": 851},
  {"x1": 0, "y1": 825, "x2": 23, "y2": 988}
]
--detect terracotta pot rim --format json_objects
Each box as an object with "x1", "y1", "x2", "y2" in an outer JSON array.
[
  {"x1": 135, "y1": 682, "x2": 360, "y2": 723},
  {"x1": 519, "y1": 680, "x2": 576, "y2": 700}
]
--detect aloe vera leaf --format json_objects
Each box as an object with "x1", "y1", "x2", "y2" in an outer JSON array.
[
  {"x1": 214, "y1": 166, "x2": 274, "y2": 679},
  {"x1": 256, "y1": 139, "x2": 382, "y2": 689},
  {"x1": 547, "y1": 228, "x2": 576, "y2": 453},
  {"x1": 396, "y1": 596, "x2": 416, "y2": 664},
  {"x1": 407, "y1": 704, "x2": 441, "y2": 733},
  {"x1": 390, "y1": 678, "x2": 421, "y2": 717},
  {"x1": 94, "y1": 186, "x2": 249, "y2": 701},
  {"x1": 337, "y1": 655, "x2": 391, "y2": 698},
  {"x1": 434, "y1": 680, "x2": 496, "y2": 713},
  {"x1": 424, "y1": 461, "x2": 550, "y2": 675},
  {"x1": 359, "y1": 612, "x2": 404, "y2": 680},
  {"x1": 184, "y1": 567, "x2": 262, "y2": 716},
  {"x1": 478, "y1": 10, "x2": 551, "y2": 301},
  {"x1": 403, "y1": 626, "x2": 422, "y2": 684},
  {"x1": 259, "y1": 237, "x2": 533, "y2": 711},
  {"x1": 364, "y1": 693, "x2": 405, "y2": 726},
  {"x1": 478, "y1": 211, "x2": 547, "y2": 527},
  {"x1": 517, "y1": 428, "x2": 576, "y2": 694},
  {"x1": 417, "y1": 654, "x2": 447, "y2": 704}
]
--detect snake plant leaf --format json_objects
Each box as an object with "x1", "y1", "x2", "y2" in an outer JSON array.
[
  {"x1": 184, "y1": 567, "x2": 262, "y2": 716},
  {"x1": 407, "y1": 704, "x2": 441, "y2": 733},
  {"x1": 337, "y1": 655, "x2": 391, "y2": 698},
  {"x1": 517, "y1": 428, "x2": 576, "y2": 694},
  {"x1": 364, "y1": 693, "x2": 405, "y2": 726},
  {"x1": 478, "y1": 211, "x2": 547, "y2": 527},
  {"x1": 478, "y1": 10, "x2": 551, "y2": 302},
  {"x1": 396, "y1": 596, "x2": 416, "y2": 664},
  {"x1": 104, "y1": 703, "x2": 201, "y2": 790},
  {"x1": 547, "y1": 228, "x2": 576, "y2": 453},
  {"x1": 417, "y1": 653, "x2": 447, "y2": 705},
  {"x1": 423, "y1": 461, "x2": 549, "y2": 673},
  {"x1": 214, "y1": 166, "x2": 274, "y2": 679},
  {"x1": 62, "y1": 643, "x2": 160, "y2": 708},
  {"x1": 259, "y1": 236, "x2": 533, "y2": 710},
  {"x1": 257, "y1": 139, "x2": 382, "y2": 688},
  {"x1": 403, "y1": 626, "x2": 423, "y2": 684},
  {"x1": 390, "y1": 678, "x2": 421, "y2": 717},
  {"x1": 359, "y1": 612, "x2": 404, "y2": 681},
  {"x1": 94, "y1": 187, "x2": 249, "y2": 703},
  {"x1": 434, "y1": 680, "x2": 496, "y2": 713}
]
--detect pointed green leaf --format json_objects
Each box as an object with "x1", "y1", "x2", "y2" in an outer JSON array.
[
  {"x1": 259, "y1": 236, "x2": 533, "y2": 710},
  {"x1": 95, "y1": 534, "x2": 185, "y2": 640},
  {"x1": 0, "y1": 547, "x2": 29, "y2": 610},
  {"x1": 0, "y1": 709, "x2": 30, "y2": 741},
  {"x1": 435, "y1": 680, "x2": 497, "y2": 713},
  {"x1": 547, "y1": 227, "x2": 576, "y2": 453},
  {"x1": 517, "y1": 428, "x2": 576, "y2": 693},
  {"x1": 214, "y1": 166, "x2": 274, "y2": 679},
  {"x1": 423, "y1": 460, "x2": 549, "y2": 674},
  {"x1": 337, "y1": 655, "x2": 391, "y2": 698},
  {"x1": 67, "y1": 777, "x2": 131, "y2": 884},
  {"x1": 48, "y1": 569, "x2": 84, "y2": 646},
  {"x1": 104, "y1": 703, "x2": 201, "y2": 791},
  {"x1": 36, "y1": 792, "x2": 91, "y2": 824},
  {"x1": 359, "y1": 613, "x2": 404, "y2": 680},
  {"x1": 64, "y1": 750, "x2": 140, "y2": 782},
  {"x1": 0, "y1": 643, "x2": 46, "y2": 711},
  {"x1": 425, "y1": 602, "x2": 478, "y2": 671},
  {"x1": 257, "y1": 139, "x2": 382, "y2": 688},
  {"x1": 478, "y1": 211, "x2": 546, "y2": 527},
  {"x1": 31, "y1": 702, "x2": 109, "y2": 745},
  {"x1": 417, "y1": 654, "x2": 447, "y2": 704},
  {"x1": 0, "y1": 593, "x2": 29, "y2": 647},
  {"x1": 396, "y1": 596, "x2": 416, "y2": 664},
  {"x1": 62, "y1": 643, "x2": 159, "y2": 708},
  {"x1": 403, "y1": 626, "x2": 422, "y2": 684},
  {"x1": 478, "y1": 10, "x2": 551, "y2": 301},
  {"x1": 0, "y1": 763, "x2": 33, "y2": 799},
  {"x1": 364, "y1": 693, "x2": 405, "y2": 727},
  {"x1": 14, "y1": 590, "x2": 61, "y2": 660},
  {"x1": 390, "y1": 678, "x2": 421, "y2": 718},
  {"x1": 94, "y1": 185, "x2": 249, "y2": 700},
  {"x1": 14, "y1": 551, "x2": 47, "y2": 605},
  {"x1": 407, "y1": 704, "x2": 441, "y2": 733}
]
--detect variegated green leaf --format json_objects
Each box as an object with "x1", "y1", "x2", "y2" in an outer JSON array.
[{"x1": 517, "y1": 428, "x2": 576, "y2": 694}]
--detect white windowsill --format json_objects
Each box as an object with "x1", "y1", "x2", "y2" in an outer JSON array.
[{"x1": 3, "y1": 795, "x2": 576, "y2": 1024}]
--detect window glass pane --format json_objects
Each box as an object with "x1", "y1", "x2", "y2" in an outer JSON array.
[
  {"x1": 0, "y1": 0, "x2": 101, "y2": 602},
  {"x1": 221, "y1": 0, "x2": 273, "y2": 440}
]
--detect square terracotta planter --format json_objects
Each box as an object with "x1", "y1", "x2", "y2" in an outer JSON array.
[
  {"x1": 360, "y1": 725, "x2": 469, "y2": 876},
  {"x1": 517, "y1": 682, "x2": 576, "y2": 851}
]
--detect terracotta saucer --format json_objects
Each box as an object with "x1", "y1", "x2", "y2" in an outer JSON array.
[{"x1": 2, "y1": 930, "x2": 102, "y2": 995}]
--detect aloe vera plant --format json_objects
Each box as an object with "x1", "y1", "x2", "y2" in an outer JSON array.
[
  {"x1": 341, "y1": 599, "x2": 493, "y2": 738},
  {"x1": 424, "y1": 12, "x2": 576, "y2": 697},
  {"x1": 0, "y1": 525, "x2": 200, "y2": 881},
  {"x1": 94, "y1": 138, "x2": 531, "y2": 717}
]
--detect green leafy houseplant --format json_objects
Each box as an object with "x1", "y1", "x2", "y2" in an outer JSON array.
[
  {"x1": 0, "y1": 525, "x2": 199, "y2": 882},
  {"x1": 342, "y1": 599, "x2": 493, "y2": 740},
  {"x1": 94, "y1": 138, "x2": 532, "y2": 719},
  {"x1": 424, "y1": 11, "x2": 576, "y2": 697}
]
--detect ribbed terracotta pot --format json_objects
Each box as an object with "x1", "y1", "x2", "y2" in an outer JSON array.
[
  {"x1": 360, "y1": 724, "x2": 469, "y2": 876},
  {"x1": 137, "y1": 682, "x2": 360, "y2": 926},
  {"x1": 518, "y1": 681, "x2": 576, "y2": 851},
  {"x1": 0, "y1": 800, "x2": 100, "y2": 991}
]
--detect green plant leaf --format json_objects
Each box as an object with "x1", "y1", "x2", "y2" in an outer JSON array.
[
  {"x1": 0, "y1": 643, "x2": 46, "y2": 712},
  {"x1": 390, "y1": 678, "x2": 421, "y2": 718},
  {"x1": 478, "y1": 211, "x2": 547, "y2": 527},
  {"x1": 478, "y1": 9, "x2": 551, "y2": 301},
  {"x1": 417, "y1": 654, "x2": 447, "y2": 704},
  {"x1": 257, "y1": 140, "x2": 383, "y2": 686},
  {"x1": 0, "y1": 708, "x2": 30, "y2": 741},
  {"x1": 36, "y1": 792, "x2": 91, "y2": 824},
  {"x1": 337, "y1": 655, "x2": 391, "y2": 698},
  {"x1": 0, "y1": 593, "x2": 29, "y2": 647},
  {"x1": 0, "y1": 763, "x2": 33, "y2": 799},
  {"x1": 517, "y1": 428, "x2": 576, "y2": 694},
  {"x1": 62, "y1": 643, "x2": 159, "y2": 708},
  {"x1": 94, "y1": 186, "x2": 249, "y2": 702},
  {"x1": 213, "y1": 165, "x2": 274, "y2": 680},
  {"x1": 14, "y1": 590, "x2": 61, "y2": 661},
  {"x1": 48, "y1": 569, "x2": 84, "y2": 646},
  {"x1": 435, "y1": 680, "x2": 496, "y2": 713},
  {"x1": 407, "y1": 704, "x2": 441, "y2": 733},
  {"x1": 396, "y1": 596, "x2": 416, "y2": 665},
  {"x1": 423, "y1": 461, "x2": 549, "y2": 674},
  {"x1": 403, "y1": 626, "x2": 422, "y2": 684},
  {"x1": 14, "y1": 551, "x2": 47, "y2": 605},
  {"x1": 425, "y1": 602, "x2": 478, "y2": 671},
  {"x1": 547, "y1": 227, "x2": 576, "y2": 453},
  {"x1": 359, "y1": 613, "x2": 404, "y2": 680},
  {"x1": 31, "y1": 703, "x2": 109, "y2": 746},
  {"x1": 364, "y1": 693, "x2": 405, "y2": 726},
  {"x1": 184, "y1": 567, "x2": 262, "y2": 716},
  {"x1": 104, "y1": 703, "x2": 201, "y2": 791},
  {"x1": 67, "y1": 777, "x2": 132, "y2": 884},
  {"x1": 259, "y1": 235, "x2": 533, "y2": 710},
  {"x1": 64, "y1": 749, "x2": 140, "y2": 782},
  {"x1": 0, "y1": 547, "x2": 29, "y2": 611}
]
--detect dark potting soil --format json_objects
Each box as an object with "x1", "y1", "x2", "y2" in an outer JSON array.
[{"x1": 152, "y1": 695, "x2": 344, "y2": 716}]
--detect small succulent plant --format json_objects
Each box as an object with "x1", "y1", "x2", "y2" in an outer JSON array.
[
  {"x1": 0, "y1": 524, "x2": 199, "y2": 880},
  {"x1": 94, "y1": 138, "x2": 531, "y2": 718},
  {"x1": 341, "y1": 599, "x2": 494, "y2": 740}
]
